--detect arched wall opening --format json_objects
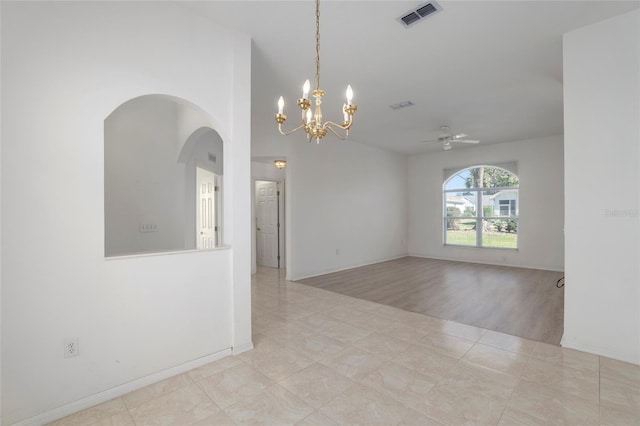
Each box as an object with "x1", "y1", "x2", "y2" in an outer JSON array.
[{"x1": 104, "y1": 94, "x2": 224, "y2": 257}]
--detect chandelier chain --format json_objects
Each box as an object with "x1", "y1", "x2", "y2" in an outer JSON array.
[{"x1": 315, "y1": 0, "x2": 321, "y2": 90}]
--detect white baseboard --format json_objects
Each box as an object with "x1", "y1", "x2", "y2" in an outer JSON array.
[
  {"x1": 290, "y1": 253, "x2": 410, "y2": 281},
  {"x1": 13, "y1": 348, "x2": 233, "y2": 426},
  {"x1": 232, "y1": 341, "x2": 254, "y2": 355}
]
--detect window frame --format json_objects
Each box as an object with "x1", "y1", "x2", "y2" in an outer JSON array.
[{"x1": 443, "y1": 166, "x2": 519, "y2": 250}]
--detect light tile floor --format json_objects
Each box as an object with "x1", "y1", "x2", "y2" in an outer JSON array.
[{"x1": 53, "y1": 267, "x2": 640, "y2": 425}]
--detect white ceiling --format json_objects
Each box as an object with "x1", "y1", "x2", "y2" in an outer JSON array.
[{"x1": 183, "y1": 1, "x2": 639, "y2": 155}]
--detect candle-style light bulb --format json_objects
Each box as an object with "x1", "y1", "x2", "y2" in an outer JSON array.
[
  {"x1": 346, "y1": 85, "x2": 353, "y2": 105},
  {"x1": 277, "y1": 96, "x2": 284, "y2": 114},
  {"x1": 303, "y1": 79, "x2": 310, "y2": 99}
]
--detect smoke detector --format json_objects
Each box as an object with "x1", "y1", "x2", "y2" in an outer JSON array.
[{"x1": 398, "y1": 2, "x2": 442, "y2": 28}]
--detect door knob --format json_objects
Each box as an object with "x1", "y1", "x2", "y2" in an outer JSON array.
[{"x1": 257, "y1": 227, "x2": 261, "y2": 231}]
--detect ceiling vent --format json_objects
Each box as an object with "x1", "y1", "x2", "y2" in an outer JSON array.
[
  {"x1": 399, "y1": 1, "x2": 442, "y2": 28},
  {"x1": 390, "y1": 101, "x2": 415, "y2": 110}
]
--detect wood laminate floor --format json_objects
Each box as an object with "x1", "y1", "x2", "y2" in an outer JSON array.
[{"x1": 297, "y1": 257, "x2": 564, "y2": 345}]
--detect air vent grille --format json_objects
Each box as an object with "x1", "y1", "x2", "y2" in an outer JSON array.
[
  {"x1": 416, "y1": 3, "x2": 437, "y2": 17},
  {"x1": 401, "y1": 12, "x2": 421, "y2": 26},
  {"x1": 398, "y1": 1, "x2": 442, "y2": 28},
  {"x1": 390, "y1": 101, "x2": 415, "y2": 110}
]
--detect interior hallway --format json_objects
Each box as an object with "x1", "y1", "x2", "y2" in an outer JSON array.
[
  {"x1": 51, "y1": 266, "x2": 638, "y2": 425},
  {"x1": 298, "y1": 257, "x2": 565, "y2": 345}
]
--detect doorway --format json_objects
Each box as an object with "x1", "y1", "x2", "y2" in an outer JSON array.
[
  {"x1": 255, "y1": 180, "x2": 284, "y2": 268},
  {"x1": 196, "y1": 166, "x2": 219, "y2": 249}
]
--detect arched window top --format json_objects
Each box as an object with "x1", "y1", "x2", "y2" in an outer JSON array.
[{"x1": 444, "y1": 165, "x2": 519, "y2": 192}]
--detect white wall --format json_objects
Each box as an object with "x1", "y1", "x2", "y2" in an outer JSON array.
[
  {"x1": 408, "y1": 136, "x2": 565, "y2": 271},
  {"x1": 0, "y1": 2, "x2": 3, "y2": 418},
  {"x1": 287, "y1": 139, "x2": 409, "y2": 280},
  {"x1": 563, "y1": 9, "x2": 640, "y2": 364},
  {"x1": 229, "y1": 32, "x2": 253, "y2": 358},
  {"x1": 0, "y1": 2, "x2": 252, "y2": 424}
]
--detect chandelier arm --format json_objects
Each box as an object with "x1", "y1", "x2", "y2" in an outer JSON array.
[
  {"x1": 323, "y1": 120, "x2": 351, "y2": 131},
  {"x1": 323, "y1": 123, "x2": 348, "y2": 140},
  {"x1": 277, "y1": 122, "x2": 308, "y2": 136}
]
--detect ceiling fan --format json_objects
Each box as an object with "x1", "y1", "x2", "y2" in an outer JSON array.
[{"x1": 421, "y1": 126, "x2": 480, "y2": 150}]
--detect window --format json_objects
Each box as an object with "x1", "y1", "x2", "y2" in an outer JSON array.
[
  {"x1": 499, "y1": 199, "x2": 516, "y2": 216},
  {"x1": 443, "y1": 165, "x2": 519, "y2": 249}
]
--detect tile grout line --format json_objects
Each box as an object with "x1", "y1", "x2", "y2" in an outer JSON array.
[{"x1": 495, "y1": 341, "x2": 536, "y2": 425}]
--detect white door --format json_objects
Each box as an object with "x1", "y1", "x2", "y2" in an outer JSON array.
[
  {"x1": 256, "y1": 181, "x2": 279, "y2": 268},
  {"x1": 197, "y1": 167, "x2": 217, "y2": 249}
]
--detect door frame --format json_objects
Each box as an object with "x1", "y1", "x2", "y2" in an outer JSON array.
[
  {"x1": 252, "y1": 177, "x2": 286, "y2": 272},
  {"x1": 191, "y1": 160, "x2": 222, "y2": 248},
  {"x1": 196, "y1": 165, "x2": 219, "y2": 249}
]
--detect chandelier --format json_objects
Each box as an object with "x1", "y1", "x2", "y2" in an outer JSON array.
[{"x1": 274, "y1": 0, "x2": 357, "y2": 143}]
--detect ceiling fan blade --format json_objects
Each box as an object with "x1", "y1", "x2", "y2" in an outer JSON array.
[
  {"x1": 419, "y1": 139, "x2": 441, "y2": 143},
  {"x1": 453, "y1": 139, "x2": 480, "y2": 144},
  {"x1": 452, "y1": 133, "x2": 467, "y2": 140}
]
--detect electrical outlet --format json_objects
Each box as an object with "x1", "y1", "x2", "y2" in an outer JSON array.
[
  {"x1": 138, "y1": 223, "x2": 158, "y2": 233},
  {"x1": 64, "y1": 338, "x2": 79, "y2": 358}
]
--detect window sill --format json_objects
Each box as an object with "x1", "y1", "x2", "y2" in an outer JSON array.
[{"x1": 443, "y1": 244, "x2": 519, "y2": 251}]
